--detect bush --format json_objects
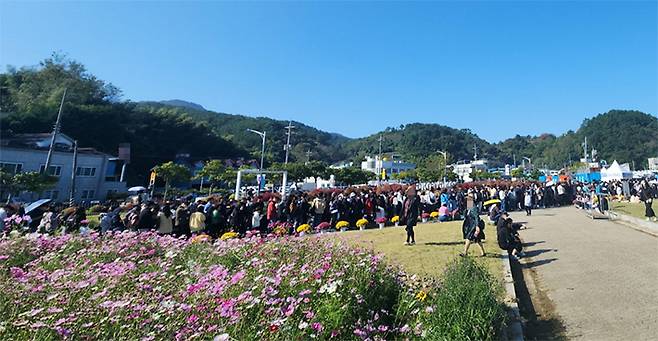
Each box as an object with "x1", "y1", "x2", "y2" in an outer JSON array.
[{"x1": 420, "y1": 257, "x2": 507, "y2": 340}]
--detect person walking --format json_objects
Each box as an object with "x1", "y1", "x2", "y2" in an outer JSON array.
[
  {"x1": 524, "y1": 190, "x2": 533, "y2": 216},
  {"x1": 401, "y1": 185, "x2": 420, "y2": 245},
  {"x1": 460, "y1": 206, "x2": 486, "y2": 257}
]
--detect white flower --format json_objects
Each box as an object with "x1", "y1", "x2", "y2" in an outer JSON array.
[
  {"x1": 164, "y1": 250, "x2": 176, "y2": 259},
  {"x1": 214, "y1": 334, "x2": 230, "y2": 341},
  {"x1": 298, "y1": 321, "x2": 309, "y2": 329},
  {"x1": 319, "y1": 279, "x2": 342, "y2": 294}
]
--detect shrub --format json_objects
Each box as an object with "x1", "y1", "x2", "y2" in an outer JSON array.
[{"x1": 419, "y1": 257, "x2": 507, "y2": 340}]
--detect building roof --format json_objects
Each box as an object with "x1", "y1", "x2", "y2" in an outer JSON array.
[{"x1": 1, "y1": 133, "x2": 114, "y2": 157}]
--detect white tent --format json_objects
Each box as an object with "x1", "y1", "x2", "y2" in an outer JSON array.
[{"x1": 601, "y1": 160, "x2": 633, "y2": 181}]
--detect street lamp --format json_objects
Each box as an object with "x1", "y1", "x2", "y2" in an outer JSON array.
[
  {"x1": 437, "y1": 151, "x2": 448, "y2": 188},
  {"x1": 246, "y1": 129, "x2": 266, "y2": 193}
]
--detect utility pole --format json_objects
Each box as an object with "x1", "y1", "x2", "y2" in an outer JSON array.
[
  {"x1": 377, "y1": 134, "x2": 384, "y2": 181},
  {"x1": 513, "y1": 154, "x2": 516, "y2": 168},
  {"x1": 284, "y1": 121, "x2": 295, "y2": 165},
  {"x1": 582, "y1": 137, "x2": 588, "y2": 162},
  {"x1": 438, "y1": 151, "x2": 448, "y2": 187},
  {"x1": 473, "y1": 144, "x2": 478, "y2": 160},
  {"x1": 69, "y1": 140, "x2": 78, "y2": 206},
  {"x1": 305, "y1": 149, "x2": 312, "y2": 165},
  {"x1": 44, "y1": 88, "x2": 67, "y2": 173}
]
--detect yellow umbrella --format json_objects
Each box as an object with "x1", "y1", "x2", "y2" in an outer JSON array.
[{"x1": 483, "y1": 199, "x2": 501, "y2": 206}]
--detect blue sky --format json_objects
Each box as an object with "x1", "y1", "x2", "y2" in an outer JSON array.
[{"x1": 1, "y1": 1, "x2": 656, "y2": 142}]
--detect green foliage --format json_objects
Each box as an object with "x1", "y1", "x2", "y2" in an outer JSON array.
[
  {"x1": 270, "y1": 161, "x2": 330, "y2": 182},
  {"x1": 153, "y1": 161, "x2": 191, "y2": 198},
  {"x1": 510, "y1": 167, "x2": 524, "y2": 178},
  {"x1": 5, "y1": 171, "x2": 58, "y2": 195},
  {"x1": 496, "y1": 110, "x2": 658, "y2": 168},
  {"x1": 153, "y1": 162, "x2": 191, "y2": 184},
  {"x1": 342, "y1": 123, "x2": 496, "y2": 165},
  {"x1": 195, "y1": 160, "x2": 236, "y2": 193},
  {"x1": 332, "y1": 167, "x2": 374, "y2": 185},
  {"x1": 420, "y1": 257, "x2": 506, "y2": 340},
  {"x1": 471, "y1": 170, "x2": 500, "y2": 181},
  {"x1": 135, "y1": 102, "x2": 350, "y2": 164},
  {"x1": 0, "y1": 55, "x2": 244, "y2": 186}
]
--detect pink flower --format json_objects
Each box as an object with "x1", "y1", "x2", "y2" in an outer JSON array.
[
  {"x1": 230, "y1": 270, "x2": 246, "y2": 285},
  {"x1": 186, "y1": 314, "x2": 199, "y2": 324},
  {"x1": 10, "y1": 267, "x2": 26, "y2": 282},
  {"x1": 312, "y1": 322, "x2": 324, "y2": 332},
  {"x1": 0, "y1": 255, "x2": 9, "y2": 260}
]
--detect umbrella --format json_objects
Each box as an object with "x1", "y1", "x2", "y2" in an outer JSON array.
[
  {"x1": 128, "y1": 186, "x2": 147, "y2": 192},
  {"x1": 24, "y1": 199, "x2": 52, "y2": 214},
  {"x1": 483, "y1": 199, "x2": 501, "y2": 206}
]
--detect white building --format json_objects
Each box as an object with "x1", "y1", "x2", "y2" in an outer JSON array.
[
  {"x1": 451, "y1": 159, "x2": 488, "y2": 182},
  {"x1": 0, "y1": 133, "x2": 127, "y2": 203},
  {"x1": 361, "y1": 154, "x2": 415, "y2": 177},
  {"x1": 649, "y1": 157, "x2": 658, "y2": 171}
]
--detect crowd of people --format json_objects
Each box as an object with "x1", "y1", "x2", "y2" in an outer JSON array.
[{"x1": 1, "y1": 177, "x2": 656, "y2": 259}]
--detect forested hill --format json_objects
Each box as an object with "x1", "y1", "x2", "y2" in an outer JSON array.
[
  {"x1": 495, "y1": 110, "x2": 658, "y2": 168},
  {"x1": 340, "y1": 123, "x2": 498, "y2": 164},
  {"x1": 0, "y1": 55, "x2": 245, "y2": 185},
  {"x1": 135, "y1": 102, "x2": 350, "y2": 164}
]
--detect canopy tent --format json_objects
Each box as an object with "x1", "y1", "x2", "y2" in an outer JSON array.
[{"x1": 600, "y1": 160, "x2": 633, "y2": 182}]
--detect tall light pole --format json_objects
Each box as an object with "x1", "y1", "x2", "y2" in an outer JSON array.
[
  {"x1": 284, "y1": 121, "x2": 295, "y2": 165},
  {"x1": 437, "y1": 151, "x2": 448, "y2": 187},
  {"x1": 247, "y1": 129, "x2": 266, "y2": 193}
]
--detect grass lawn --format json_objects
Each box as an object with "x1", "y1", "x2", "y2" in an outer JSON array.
[
  {"x1": 337, "y1": 221, "x2": 503, "y2": 280},
  {"x1": 610, "y1": 201, "x2": 658, "y2": 222}
]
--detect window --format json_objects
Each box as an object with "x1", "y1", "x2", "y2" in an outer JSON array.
[
  {"x1": 81, "y1": 190, "x2": 95, "y2": 199},
  {"x1": 39, "y1": 165, "x2": 62, "y2": 176},
  {"x1": 43, "y1": 190, "x2": 59, "y2": 200},
  {"x1": 76, "y1": 167, "x2": 97, "y2": 177},
  {"x1": 0, "y1": 162, "x2": 22, "y2": 174}
]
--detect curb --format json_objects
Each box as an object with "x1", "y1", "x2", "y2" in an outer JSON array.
[
  {"x1": 608, "y1": 211, "x2": 658, "y2": 237},
  {"x1": 501, "y1": 250, "x2": 524, "y2": 341}
]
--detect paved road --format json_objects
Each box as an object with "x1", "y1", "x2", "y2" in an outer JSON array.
[{"x1": 510, "y1": 207, "x2": 658, "y2": 341}]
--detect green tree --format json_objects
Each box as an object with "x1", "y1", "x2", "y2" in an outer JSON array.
[
  {"x1": 4, "y1": 171, "x2": 58, "y2": 202},
  {"x1": 510, "y1": 167, "x2": 524, "y2": 178},
  {"x1": 332, "y1": 167, "x2": 374, "y2": 186},
  {"x1": 153, "y1": 162, "x2": 191, "y2": 199},
  {"x1": 195, "y1": 160, "x2": 235, "y2": 195}
]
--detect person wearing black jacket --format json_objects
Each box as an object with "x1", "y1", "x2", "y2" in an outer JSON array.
[
  {"x1": 496, "y1": 213, "x2": 524, "y2": 258},
  {"x1": 640, "y1": 180, "x2": 656, "y2": 222},
  {"x1": 137, "y1": 203, "x2": 157, "y2": 232},
  {"x1": 401, "y1": 186, "x2": 420, "y2": 246}
]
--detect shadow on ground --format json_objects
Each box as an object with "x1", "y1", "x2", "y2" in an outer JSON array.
[
  {"x1": 524, "y1": 249, "x2": 558, "y2": 258},
  {"x1": 523, "y1": 241, "x2": 545, "y2": 247},
  {"x1": 424, "y1": 241, "x2": 463, "y2": 246}
]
